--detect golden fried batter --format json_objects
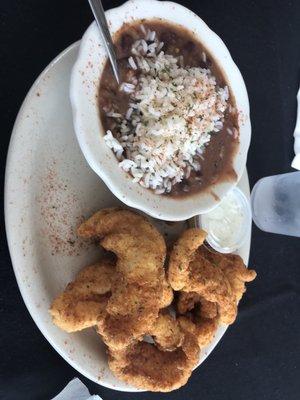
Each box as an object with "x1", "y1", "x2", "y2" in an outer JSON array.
[
  {"x1": 177, "y1": 292, "x2": 218, "y2": 319},
  {"x1": 50, "y1": 259, "x2": 114, "y2": 332},
  {"x1": 98, "y1": 273, "x2": 165, "y2": 350},
  {"x1": 178, "y1": 315, "x2": 217, "y2": 348},
  {"x1": 168, "y1": 229, "x2": 256, "y2": 325},
  {"x1": 200, "y1": 297, "x2": 218, "y2": 319},
  {"x1": 77, "y1": 208, "x2": 166, "y2": 259},
  {"x1": 177, "y1": 293, "x2": 218, "y2": 348},
  {"x1": 101, "y1": 232, "x2": 163, "y2": 285},
  {"x1": 97, "y1": 312, "x2": 157, "y2": 350},
  {"x1": 108, "y1": 331, "x2": 199, "y2": 392},
  {"x1": 190, "y1": 249, "x2": 256, "y2": 323},
  {"x1": 199, "y1": 247, "x2": 257, "y2": 302},
  {"x1": 168, "y1": 228, "x2": 206, "y2": 290},
  {"x1": 78, "y1": 209, "x2": 167, "y2": 350},
  {"x1": 106, "y1": 272, "x2": 173, "y2": 317},
  {"x1": 177, "y1": 292, "x2": 201, "y2": 314},
  {"x1": 160, "y1": 278, "x2": 174, "y2": 308},
  {"x1": 50, "y1": 213, "x2": 256, "y2": 392},
  {"x1": 187, "y1": 254, "x2": 237, "y2": 324},
  {"x1": 148, "y1": 312, "x2": 184, "y2": 351}
]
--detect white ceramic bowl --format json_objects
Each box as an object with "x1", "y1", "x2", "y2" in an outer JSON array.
[{"x1": 70, "y1": 0, "x2": 251, "y2": 221}]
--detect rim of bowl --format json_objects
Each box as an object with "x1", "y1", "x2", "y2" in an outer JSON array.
[{"x1": 70, "y1": 0, "x2": 251, "y2": 221}]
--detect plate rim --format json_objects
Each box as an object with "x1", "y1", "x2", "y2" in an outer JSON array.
[
  {"x1": 5, "y1": 40, "x2": 251, "y2": 392},
  {"x1": 3, "y1": 41, "x2": 110, "y2": 390}
]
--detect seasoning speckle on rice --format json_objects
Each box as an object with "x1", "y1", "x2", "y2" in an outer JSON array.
[{"x1": 102, "y1": 24, "x2": 234, "y2": 195}]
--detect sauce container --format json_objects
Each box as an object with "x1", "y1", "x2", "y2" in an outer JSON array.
[{"x1": 193, "y1": 187, "x2": 252, "y2": 253}]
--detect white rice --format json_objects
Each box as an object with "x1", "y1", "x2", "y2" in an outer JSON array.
[
  {"x1": 125, "y1": 107, "x2": 133, "y2": 120},
  {"x1": 119, "y1": 82, "x2": 135, "y2": 93},
  {"x1": 140, "y1": 24, "x2": 146, "y2": 35},
  {"x1": 128, "y1": 56, "x2": 137, "y2": 70},
  {"x1": 104, "y1": 28, "x2": 231, "y2": 194}
]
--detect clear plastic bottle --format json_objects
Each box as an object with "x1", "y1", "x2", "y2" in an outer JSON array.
[{"x1": 251, "y1": 171, "x2": 300, "y2": 237}]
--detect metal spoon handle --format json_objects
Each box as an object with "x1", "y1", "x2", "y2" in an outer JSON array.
[{"x1": 88, "y1": 0, "x2": 120, "y2": 84}]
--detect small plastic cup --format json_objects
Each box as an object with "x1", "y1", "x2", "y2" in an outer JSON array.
[
  {"x1": 251, "y1": 171, "x2": 300, "y2": 237},
  {"x1": 194, "y1": 187, "x2": 252, "y2": 253}
]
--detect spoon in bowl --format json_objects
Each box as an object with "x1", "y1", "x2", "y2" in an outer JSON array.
[{"x1": 87, "y1": 0, "x2": 121, "y2": 84}]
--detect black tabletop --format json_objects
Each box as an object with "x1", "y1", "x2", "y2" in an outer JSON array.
[{"x1": 1, "y1": 1, "x2": 300, "y2": 399}]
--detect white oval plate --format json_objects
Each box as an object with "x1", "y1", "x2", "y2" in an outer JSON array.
[{"x1": 5, "y1": 42, "x2": 251, "y2": 392}]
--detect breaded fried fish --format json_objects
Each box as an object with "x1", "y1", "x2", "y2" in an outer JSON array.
[
  {"x1": 78, "y1": 209, "x2": 167, "y2": 349},
  {"x1": 168, "y1": 228, "x2": 256, "y2": 324},
  {"x1": 50, "y1": 259, "x2": 114, "y2": 332},
  {"x1": 108, "y1": 329, "x2": 199, "y2": 392}
]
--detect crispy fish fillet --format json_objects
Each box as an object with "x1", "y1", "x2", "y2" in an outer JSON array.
[
  {"x1": 98, "y1": 274, "x2": 166, "y2": 350},
  {"x1": 178, "y1": 315, "x2": 218, "y2": 348},
  {"x1": 78, "y1": 209, "x2": 167, "y2": 349},
  {"x1": 189, "y1": 249, "x2": 256, "y2": 324},
  {"x1": 97, "y1": 313, "x2": 156, "y2": 350},
  {"x1": 167, "y1": 228, "x2": 206, "y2": 290},
  {"x1": 177, "y1": 293, "x2": 218, "y2": 348},
  {"x1": 77, "y1": 208, "x2": 167, "y2": 288},
  {"x1": 168, "y1": 229, "x2": 256, "y2": 325},
  {"x1": 106, "y1": 272, "x2": 173, "y2": 317},
  {"x1": 98, "y1": 289, "x2": 176, "y2": 352},
  {"x1": 101, "y1": 232, "x2": 163, "y2": 285},
  {"x1": 77, "y1": 208, "x2": 166, "y2": 286},
  {"x1": 49, "y1": 216, "x2": 258, "y2": 393},
  {"x1": 98, "y1": 284, "x2": 167, "y2": 350},
  {"x1": 49, "y1": 259, "x2": 114, "y2": 332},
  {"x1": 177, "y1": 292, "x2": 218, "y2": 319},
  {"x1": 160, "y1": 278, "x2": 174, "y2": 308},
  {"x1": 148, "y1": 312, "x2": 184, "y2": 351},
  {"x1": 187, "y1": 254, "x2": 237, "y2": 324},
  {"x1": 108, "y1": 330, "x2": 199, "y2": 392},
  {"x1": 77, "y1": 208, "x2": 166, "y2": 261},
  {"x1": 198, "y1": 247, "x2": 257, "y2": 303}
]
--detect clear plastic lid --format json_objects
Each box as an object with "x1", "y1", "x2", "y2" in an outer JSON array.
[{"x1": 196, "y1": 187, "x2": 252, "y2": 253}]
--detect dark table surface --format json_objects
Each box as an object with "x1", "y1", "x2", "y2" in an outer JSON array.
[{"x1": 1, "y1": 1, "x2": 300, "y2": 399}]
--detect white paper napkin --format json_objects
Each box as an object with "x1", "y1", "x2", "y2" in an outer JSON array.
[
  {"x1": 51, "y1": 378, "x2": 103, "y2": 400},
  {"x1": 291, "y1": 86, "x2": 300, "y2": 170}
]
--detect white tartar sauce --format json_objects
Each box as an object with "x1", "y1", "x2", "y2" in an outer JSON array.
[{"x1": 201, "y1": 187, "x2": 250, "y2": 252}]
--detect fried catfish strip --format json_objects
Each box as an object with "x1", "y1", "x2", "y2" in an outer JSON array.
[
  {"x1": 178, "y1": 315, "x2": 218, "y2": 348},
  {"x1": 198, "y1": 247, "x2": 257, "y2": 302},
  {"x1": 160, "y1": 278, "x2": 174, "y2": 308},
  {"x1": 186, "y1": 254, "x2": 237, "y2": 324},
  {"x1": 78, "y1": 208, "x2": 166, "y2": 285},
  {"x1": 108, "y1": 330, "x2": 199, "y2": 392},
  {"x1": 168, "y1": 229, "x2": 256, "y2": 324},
  {"x1": 177, "y1": 293, "x2": 218, "y2": 348},
  {"x1": 189, "y1": 249, "x2": 256, "y2": 323},
  {"x1": 167, "y1": 228, "x2": 206, "y2": 290},
  {"x1": 97, "y1": 276, "x2": 174, "y2": 351},
  {"x1": 78, "y1": 209, "x2": 168, "y2": 349},
  {"x1": 148, "y1": 312, "x2": 184, "y2": 351},
  {"x1": 50, "y1": 259, "x2": 114, "y2": 332},
  {"x1": 177, "y1": 292, "x2": 217, "y2": 319},
  {"x1": 101, "y1": 232, "x2": 163, "y2": 285},
  {"x1": 77, "y1": 208, "x2": 166, "y2": 261},
  {"x1": 97, "y1": 273, "x2": 164, "y2": 350}
]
